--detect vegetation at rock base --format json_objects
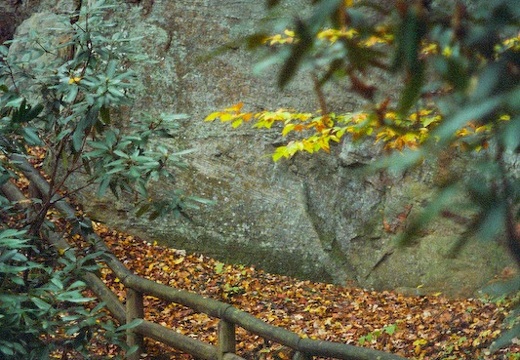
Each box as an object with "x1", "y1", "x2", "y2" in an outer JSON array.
[{"x1": 206, "y1": 0, "x2": 520, "y2": 352}]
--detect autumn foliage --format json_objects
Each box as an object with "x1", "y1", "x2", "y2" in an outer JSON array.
[
  {"x1": 86, "y1": 224, "x2": 520, "y2": 359},
  {"x1": 206, "y1": 27, "x2": 518, "y2": 160}
]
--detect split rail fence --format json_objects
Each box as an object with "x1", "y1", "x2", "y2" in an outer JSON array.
[{"x1": 3, "y1": 154, "x2": 406, "y2": 360}]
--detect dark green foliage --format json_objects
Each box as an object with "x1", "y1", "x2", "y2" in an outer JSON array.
[
  {"x1": 0, "y1": 228, "x2": 103, "y2": 358},
  {"x1": 252, "y1": 0, "x2": 519, "y2": 351},
  {"x1": 0, "y1": 0, "x2": 207, "y2": 357}
]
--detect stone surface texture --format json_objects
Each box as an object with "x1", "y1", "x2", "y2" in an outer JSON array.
[{"x1": 4, "y1": 0, "x2": 515, "y2": 297}]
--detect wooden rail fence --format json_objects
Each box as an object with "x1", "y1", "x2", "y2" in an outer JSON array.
[{"x1": 3, "y1": 154, "x2": 406, "y2": 360}]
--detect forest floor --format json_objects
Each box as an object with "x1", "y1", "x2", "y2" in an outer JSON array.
[{"x1": 81, "y1": 222, "x2": 520, "y2": 360}]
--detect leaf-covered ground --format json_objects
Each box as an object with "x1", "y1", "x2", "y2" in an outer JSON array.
[{"x1": 86, "y1": 223, "x2": 519, "y2": 360}]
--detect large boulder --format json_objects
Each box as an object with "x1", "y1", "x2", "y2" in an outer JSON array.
[{"x1": 10, "y1": 0, "x2": 515, "y2": 297}]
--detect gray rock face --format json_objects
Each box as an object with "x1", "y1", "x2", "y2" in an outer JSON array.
[
  {"x1": 0, "y1": 1, "x2": 44, "y2": 44},
  {"x1": 8, "y1": 0, "x2": 515, "y2": 297}
]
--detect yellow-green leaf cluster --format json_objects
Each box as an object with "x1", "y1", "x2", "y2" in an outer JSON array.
[
  {"x1": 205, "y1": 15, "x2": 519, "y2": 161},
  {"x1": 265, "y1": 30, "x2": 296, "y2": 45},
  {"x1": 205, "y1": 102, "x2": 253, "y2": 129},
  {"x1": 205, "y1": 102, "x2": 449, "y2": 160}
]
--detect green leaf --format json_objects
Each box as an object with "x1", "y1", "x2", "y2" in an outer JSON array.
[
  {"x1": 64, "y1": 85, "x2": 79, "y2": 104},
  {"x1": 444, "y1": 57, "x2": 469, "y2": 92},
  {"x1": 73, "y1": 108, "x2": 100, "y2": 151},
  {"x1": 100, "y1": 105, "x2": 111, "y2": 124},
  {"x1": 501, "y1": 116, "x2": 520, "y2": 152},
  {"x1": 392, "y1": 6, "x2": 426, "y2": 72},
  {"x1": 171, "y1": 148, "x2": 196, "y2": 156},
  {"x1": 489, "y1": 323, "x2": 520, "y2": 353},
  {"x1": 50, "y1": 278, "x2": 64, "y2": 290},
  {"x1": 215, "y1": 262, "x2": 224, "y2": 274},
  {"x1": 56, "y1": 291, "x2": 94, "y2": 303},
  {"x1": 398, "y1": 61, "x2": 424, "y2": 115},
  {"x1": 474, "y1": 203, "x2": 507, "y2": 241},
  {"x1": 97, "y1": 175, "x2": 112, "y2": 197},
  {"x1": 22, "y1": 127, "x2": 42, "y2": 146},
  {"x1": 161, "y1": 113, "x2": 189, "y2": 121},
  {"x1": 11, "y1": 277, "x2": 25, "y2": 286},
  {"x1": 106, "y1": 59, "x2": 118, "y2": 78},
  {"x1": 188, "y1": 196, "x2": 216, "y2": 206},
  {"x1": 0, "y1": 229, "x2": 27, "y2": 241},
  {"x1": 116, "y1": 318, "x2": 143, "y2": 331},
  {"x1": 481, "y1": 275, "x2": 520, "y2": 297},
  {"x1": 0, "y1": 344, "x2": 15, "y2": 356},
  {"x1": 278, "y1": 19, "x2": 313, "y2": 89},
  {"x1": 126, "y1": 344, "x2": 140, "y2": 356},
  {"x1": 471, "y1": 62, "x2": 502, "y2": 101},
  {"x1": 31, "y1": 297, "x2": 52, "y2": 311},
  {"x1": 384, "y1": 324, "x2": 397, "y2": 335},
  {"x1": 0, "y1": 250, "x2": 23, "y2": 263},
  {"x1": 433, "y1": 97, "x2": 502, "y2": 142},
  {"x1": 0, "y1": 45, "x2": 8, "y2": 56},
  {"x1": 24, "y1": 103, "x2": 44, "y2": 122},
  {"x1": 5, "y1": 96, "x2": 23, "y2": 109},
  {"x1": 82, "y1": 157, "x2": 92, "y2": 175},
  {"x1": 113, "y1": 150, "x2": 130, "y2": 158},
  {"x1": 107, "y1": 86, "x2": 124, "y2": 98},
  {"x1": 72, "y1": 126, "x2": 86, "y2": 152},
  {"x1": 308, "y1": 0, "x2": 343, "y2": 34},
  {"x1": 135, "y1": 203, "x2": 151, "y2": 218},
  {"x1": 129, "y1": 167, "x2": 140, "y2": 179}
]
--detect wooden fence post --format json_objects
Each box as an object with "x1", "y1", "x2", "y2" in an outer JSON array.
[
  {"x1": 218, "y1": 319, "x2": 236, "y2": 359},
  {"x1": 126, "y1": 287, "x2": 145, "y2": 360},
  {"x1": 293, "y1": 351, "x2": 313, "y2": 360}
]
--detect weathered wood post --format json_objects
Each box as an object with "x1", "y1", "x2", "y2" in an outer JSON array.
[
  {"x1": 218, "y1": 319, "x2": 236, "y2": 359},
  {"x1": 126, "y1": 287, "x2": 145, "y2": 360},
  {"x1": 293, "y1": 351, "x2": 313, "y2": 360}
]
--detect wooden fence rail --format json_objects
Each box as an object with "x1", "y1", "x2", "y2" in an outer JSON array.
[{"x1": 5, "y1": 154, "x2": 406, "y2": 360}]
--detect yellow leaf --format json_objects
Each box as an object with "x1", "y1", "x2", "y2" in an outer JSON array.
[
  {"x1": 284, "y1": 30, "x2": 295, "y2": 38},
  {"x1": 456, "y1": 128, "x2": 472, "y2": 137},
  {"x1": 475, "y1": 125, "x2": 489, "y2": 133},
  {"x1": 204, "y1": 112, "x2": 222, "y2": 121},
  {"x1": 317, "y1": 137, "x2": 330, "y2": 153},
  {"x1": 114, "y1": 277, "x2": 120, "y2": 283},
  {"x1": 272, "y1": 147, "x2": 288, "y2": 161},
  {"x1": 68, "y1": 76, "x2": 82, "y2": 84},
  {"x1": 232, "y1": 119, "x2": 243, "y2": 128},
  {"x1": 173, "y1": 257, "x2": 185, "y2": 265},
  {"x1": 413, "y1": 338, "x2": 428, "y2": 355},
  {"x1": 421, "y1": 42, "x2": 438, "y2": 55},
  {"x1": 220, "y1": 113, "x2": 234, "y2": 122},
  {"x1": 282, "y1": 123, "x2": 296, "y2": 136},
  {"x1": 268, "y1": 34, "x2": 282, "y2": 45},
  {"x1": 225, "y1": 102, "x2": 243, "y2": 113}
]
